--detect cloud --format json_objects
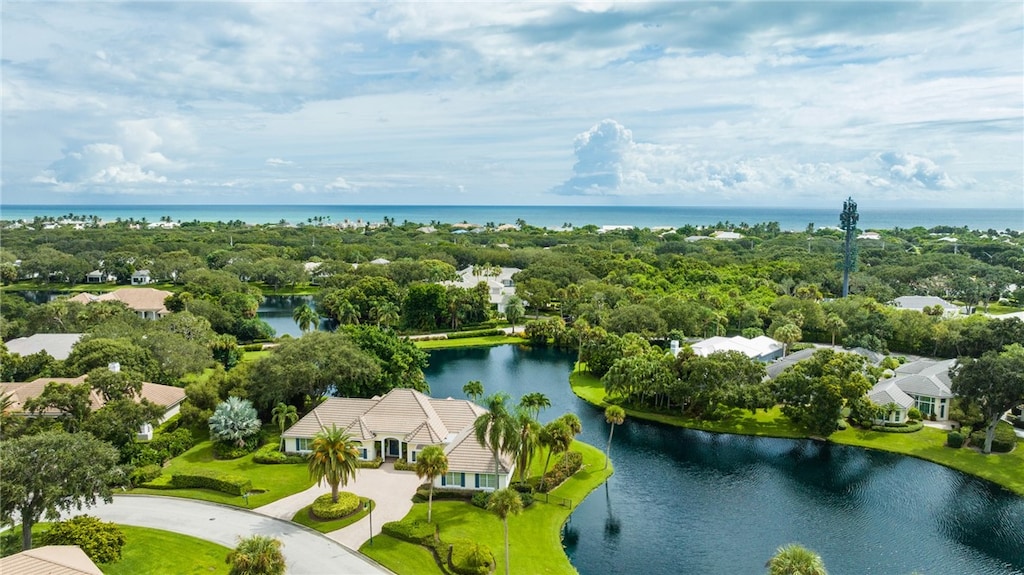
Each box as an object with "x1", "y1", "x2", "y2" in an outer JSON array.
[
  {"x1": 325, "y1": 177, "x2": 356, "y2": 192},
  {"x1": 876, "y1": 152, "x2": 954, "y2": 190},
  {"x1": 266, "y1": 158, "x2": 293, "y2": 166},
  {"x1": 35, "y1": 143, "x2": 167, "y2": 186},
  {"x1": 291, "y1": 183, "x2": 305, "y2": 192}
]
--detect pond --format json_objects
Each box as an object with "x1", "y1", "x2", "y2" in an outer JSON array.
[
  {"x1": 423, "y1": 345, "x2": 1024, "y2": 575},
  {"x1": 257, "y1": 295, "x2": 325, "y2": 338}
]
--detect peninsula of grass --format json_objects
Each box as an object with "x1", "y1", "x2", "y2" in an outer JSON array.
[
  {"x1": 292, "y1": 498, "x2": 373, "y2": 533},
  {"x1": 131, "y1": 437, "x2": 314, "y2": 508},
  {"x1": 413, "y1": 334, "x2": 519, "y2": 350},
  {"x1": 570, "y1": 365, "x2": 1024, "y2": 496},
  {"x1": 361, "y1": 440, "x2": 612, "y2": 575}
]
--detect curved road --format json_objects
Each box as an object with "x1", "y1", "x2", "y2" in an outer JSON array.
[{"x1": 73, "y1": 495, "x2": 392, "y2": 574}]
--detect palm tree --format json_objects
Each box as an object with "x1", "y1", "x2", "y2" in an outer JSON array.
[
  {"x1": 307, "y1": 424, "x2": 361, "y2": 503},
  {"x1": 271, "y1": 403, "x2": 298, "y2": 451},
  {"x1": 414, "y1": 445, "x2": 448, "y2": 523},
  {"x1": 512, "y1": 408, "x2": 540, "y2": 483},
  {"x1": 473, "y1": 393, "x2": 518, "y2": 482},
  {"x1": 825, "y1": 313, "x2": 846, "y2": 347},
  {"x1": 766, "y1": 543, "x2": 828, "y2": 575},
  {"x1": 603, "y1": 405, "x2": 625, "y2": 470},
  {"x1": 559, "y1": 413, "x2": 582, "y2": 436},
  {"x1": 335, "y1": 299, "x2": 361, "y2": 325},
  {"x1": 488, "y1": 488, "x2": 523, "y2": 575},
  {"x1": 292, "y1": 303, "x2": 319, "y2": 333},
  {"x1": 209, "y1": 397, "x2": 261, "y2": 448},
  {"x1": 519, "y1": 392, "x2": 550, "y2": 420},
  {"x1": 463, "y1": 380, "x2": 484, "y2": 403},
  {"x1": 227, "y1": 535, "x2": 286, "y2": 575},
  {"x1": 504, "y1": 296, "x2": 525, "y2": 333},
  {"x1": 774, "y1": 323, "x2": 802, "y2": 357},
  {"x1": 538, "y1": 419, "x2": 573, "y2": 492},
  {"x1": 370, "y1": 299, "x2": 400, "y2": 328}
]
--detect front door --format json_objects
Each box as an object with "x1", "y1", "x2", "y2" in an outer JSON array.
[{"x1": 386, "y1": 438, "x2": 401, "y2": 458}]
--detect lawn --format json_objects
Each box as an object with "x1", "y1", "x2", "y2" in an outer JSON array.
[
  {"x1": 570, "y1": 364, "x2": 1024, "y2": 496},
  {"x1": 1, "y1": 524, "x2": 229, "y2": 575},
  {"x1": 291, "y1": 498, "x2": 373, "y2": 533},
  {"x1": 413, "y1": 335, "x2": 520, "y2": 350},
  {"x1": 361, "y1": 440, "x2": 612, "y2": 575},
  {"x1": 131, "y1": 438, "x2": 314, "y2": 508}
]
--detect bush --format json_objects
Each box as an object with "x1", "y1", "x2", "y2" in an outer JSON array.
[
  {"x1": 358, "y1": 457, "x2": 383, "y2": 469},
  {"x1": 243, "y1": 343, "x2": 264, "y2": 352},
  {"x1": 907, "y1": 408, "x2": 922, "y2": 421},
  {"x1": 413, "y1": 486, "x2": 475, "y2": 503},
  {"x1": 946, "y1": 431, "x2": 965, "y2": 448},
  {"x1": 870, "y1": 421, "x2": 924, "y2": 433},
  {"x1": 130, "y1": 464, "x2": 163, "y2": 485},
  {"x1": 310, "y1": 492, "x2": 361, "y2": 519},
  {"x1": 381, "y1": 518, "x2": 435, "y2": 545},
  {"x1": 540, "y1": 450, "x2": 584, "y2": 492},
  {"x1": 43, "y1": 515, "x2": 126, "y2": 563},
  {"x1": 446, "y1": 329, "x2": 504, "y2": 340},
  {"x1": 253, "y1": 443, "x2": 306, "y2": 464},
  {"x1": 171, "y1": 470, "x2": 252, "y2": 495},
  {"x1": 213, "y1": 434, "x2": 262, "y2": 460},
  {"x1": 448, "y1": 539, "x2": 494, "y2": 575},
  {"x1": 393, "y1": 458, "x2": 416, "y2": 471},
  {"x1": 471, "y1": 491, "x2": 491, "y2": 509},
  {"x1": 510, "y1": 481, "x2": 533, "y2": 494},
  {"x1": 969, "y1": 423, "x2": 1018, "y2": 453}
]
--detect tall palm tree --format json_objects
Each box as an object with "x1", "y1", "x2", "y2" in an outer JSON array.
[
  {"x1": 473, "y1": 393, "x2": 518, "y2": 482},
  {"x1": 335, "y1": 299, "x2": 361, "y2": 325},
  {"x1": 488, "y1": 488, "x2": 523, "y2": 575},
  {"x1": 371, "y1": 299, "x2": 400, "y2": 328},
  {"x1": 766, "y1": 543, "x2": 828, "y2": 575},
  {"x1": 512, "y1": 408, "x2": 541, "y2": 483},
  {"x1": 519, "y1": 392, "x2": 550, "y2": 420},
  {"x1": 414, "y1": 445, "x2": 448, "y2": 523},
  {"x1": 538, "y1": 419, "x2": 573, "y2": 492},
  {"x1": 825, "y1": 313, "x2": 846, "y2": 347},
  {"x1": 559, "y1": 413, "x2": 582, "y2": 436},
  {"x1": 774, "y1": 323, "x2": 802, "y2": 357},
  {"x1": 307, "y1": 424, "x2": 360, "y2": 503},
  {"x1": 463, "y1": 380, "x2": 484, "y2": 403},
  {"x1": 603, "y1": 405, "x2": 625, "y2": 470},
  {"x1": 292, "y1": 303, "x2": 319, "y2": 333},
  {"x1": 271, "y1": 403, "x2": 298, "y2": 451},
  {"x1": 227, "y1": 535, "x2": 286, "y2": 575},
  {"x1": 504, "y1": 296, "x2": 525, "y2": 333}
]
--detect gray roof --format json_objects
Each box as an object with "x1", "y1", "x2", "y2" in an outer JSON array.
[
  {"x1": 766, "y1": 347, "x2": 817, "y2": 379},
  {"x1": 868, "y1": 380, "x2": 915, "y2": 409},
  {"x1": 890, "y1": 359, "x2": 954, "y2": 399},
  {"x1": 4, "y1": 333, "x2": 83, "y2": 361},
  {"x1": 892, "y1": 296, "x2": 958, "y2": 311}
]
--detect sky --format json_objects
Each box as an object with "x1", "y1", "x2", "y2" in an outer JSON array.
[{"x1": 1, "y1": 1, "x2": 1022, "y2": 208}]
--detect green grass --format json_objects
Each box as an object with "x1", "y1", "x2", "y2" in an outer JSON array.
[
  {"x1": 130, "y1": 439, "x2": 314, "y2": 507},
  {"x1": 985, "y1": 303, "x2": 1024, "y2": 315},
  {"x1": 361, "y1": 441, "x2": 612, "y2": 575},
  {"x1": 413, "y1": 335, "x2": 520, "y2": 350},
  {"x1": 291, "y1": 498, "x2": 373, "y2": 533},
  {"x1": 570, "y1": 363, "x2": 1024, "y2": 496},
  {"x1": 1, "y1": 523, "x2": 229, "y2": 575}
]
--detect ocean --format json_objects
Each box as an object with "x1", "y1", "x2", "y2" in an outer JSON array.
[{"x1": 1, "y1": 204, "x2": 1022, "y2": 231}]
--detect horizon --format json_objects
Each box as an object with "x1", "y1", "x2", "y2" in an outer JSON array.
[{"x1": 2, "y1": 2, "x2": 1022, "y2": 208}]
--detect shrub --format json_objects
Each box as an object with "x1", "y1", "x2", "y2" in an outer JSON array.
[
  {"x1": 243, "y1": 343, "x2": 264, "y2": 352},
  {"x1": 393, "y1": 458, "x2": 416, "y2": 471},
  {"x1": 446, "y1": 329, "x2": 504, "y2": 340},
  {"x1": 518, "y1": 491, "x2": 534, "y2": 508},
  {"x1": 43, "y1": 515, "x2": 126, "y2": 563},
  {"x1": 907, "y1": 408, "x2": 922, "y2": 421},
  {"x1": 946, "y1": 431, "x2": 965, "y2": 448},
  {"x1": 311, "y1": 492, "x2": 361, "y2": 519},
  {"x1": 413, "y1": 486, "x2": 474, "y2": 503},
  {"x1": 253, "y1": 443, "x2": 306, "y2": 464},
  {"x1": 130, "y1": 464, "x2": 163, "y2": 485},
  {"x1": 471, "y1": 491, "x2": 491, "y2": 509},
  {"x1": 541, "y1": 450, "x2": 584, "y2": 492},
  {"x1": 969, "y1": 423, "x2": 1017, "y2": 453},
  {"x1": 510, "y1": 481, "x2": 533, "y2": 494},
  {"x1": 209, "y1": 397, "x2": 262, "y2": 448},
  {"x1": 870, "y1": 421, "x2": 924, "y2": 433},
  {"x1": 381, "y1": 518, "x2": 435, "y2": 545},
  {"x1": 171, "y1": 470, "x2": 252, "y2": 495},
  {"x1": 448, "y1": 539, "x2": 494, "y2": 575},
  {"x1": 357, "y1": 457, "x2": 383, "y2": 469}
]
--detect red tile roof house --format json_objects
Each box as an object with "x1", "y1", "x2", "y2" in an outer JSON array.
[
  {"x1": 68, "y1": 287, "x2": 172, "y2": 320},
  {"x1": 283, "y1": 388, "x2": 516, "y2": 491}
]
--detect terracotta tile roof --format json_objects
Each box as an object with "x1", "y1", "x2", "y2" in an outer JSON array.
[
  {"x1": 0, "y1": 546, "x2": 104, "y2": 575},
  {"x1": 283, "y1": 398, "x2": 377, "y2": 438},
  {"x1": 67, "y1": 287, "x2": 172, "y2": 315},
  {"x1": 443, "y1": 425, "x2": 513, "y2": 474},
  {"x1": 359, "y1": 388, "x2": 449, "y2": 441},
  {"x1": 1, "y1": 376, "x2": 185, "y2": 415}
]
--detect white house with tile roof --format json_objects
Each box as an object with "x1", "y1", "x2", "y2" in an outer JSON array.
[
  {"x1": 442, "y1": 266, "x2": 522, "y2": 313},
  {"x1": 892, "y1": 295, "x2": 961, "y2": 317},
  {"x1": 282, "y1": 388, "x2": 516, "y2": 491},
  {"x1": 867, "y1": 380, "x2": 916, "y2": 424},
  {"x1": 68, "y1": 287, "x2": 172, "y2": 320},
  {"x1": 681, "y1": 335, "x2": 784, "y2": 362},
  {"x1": 887, "y1": 358, "x2": 956, "y2": 421}
]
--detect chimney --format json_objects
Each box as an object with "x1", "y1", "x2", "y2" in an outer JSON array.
[{"x1": 108, "y1": 362, "x2": 121, "y2": 373}]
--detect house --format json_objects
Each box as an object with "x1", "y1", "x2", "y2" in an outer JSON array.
[
  {"x1": 282, "y1": 388, "x2": 515, "y2": 491},
  {"x1": 85, "y1": 269, "x2": 115, "y2": 283},
  {"x1": 4, "y1": 333, "x2": 84, "y2": 361},
  {"x1": 369, "y1": 258, "x2": 391, "y2": 265},
  {"x1": 0, "y1": 545, "x2": 104, "y2": 575},
  {"x1": 867, "y1": 380, "x2": 915, "y2": 424},
  {"x1": 710, "y1": 231, "x2": 743, "y2": 240},
  {"x1": 417, "y1": 226, "x2": 438, "y2": 234},
  {"x1": 68, "y1": 287, "x2": 172, "y2": 320},
  {"x1": 442, "y1": 266, "x2": 522, "y2": 313},
  {"x1": 678, "y1": 335, "x2": 784, "y2": 362},
  {"x1": 131, "y1": 269, "x2": 153, "y2": 285},
  {"x1": 885, "y1": 359, "x2": 956, "y2": 421},
  {"x1": 892, "y1": 296, "x2": 961, "y2": 317},
  {"x1": 766, "y1": 347, "x2": 884, "y2": 379},
  {"x1": 857, "y1": 231, "x2": 882, "y2": 240}
]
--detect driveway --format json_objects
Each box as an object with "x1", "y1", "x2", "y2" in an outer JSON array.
[
  {"x1": 255, "y1": 465, "x2": 425, "y2": 550},
  {"x1": 72, "y1": 495, "x2": 392, "y2": 574}
]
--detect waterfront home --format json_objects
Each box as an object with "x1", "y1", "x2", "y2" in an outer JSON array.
[
  {"x1": 85, "y1": 269, "x2": 116, "y2": 283},
  {"x1": 442, "y1": 266, "x2": 521, "y2": 313},
  {"x1": 867, "y1": 380, "x2": 915, "y2": 423},
  {"x1": 892, "y1": 295, "x2": 961, "y2": 317},
  {"x1": 68, "y1": 287, "x2": 172, "y2": 320},
  {"x1": 131, "y1": 269, "x2": 153, "y2": 285},
  {"x1": 4, "y1": 333, "x2": 83, "y2": 361},
  {"x1": 885, "y1": 359, "x2": 956, "y2": 421},
  {"x1": 674, "y1": 335, "x2": 784, "y2": 362},
  {"x1": 283, "y1": 388, "x2": 515, "y2": 491}
]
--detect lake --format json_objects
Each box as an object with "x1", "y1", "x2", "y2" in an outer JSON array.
[{"x1": 423, "y1": 345, "x2": 1024, "y2": 575}]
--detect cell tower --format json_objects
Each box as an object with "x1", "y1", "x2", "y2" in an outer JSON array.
[{"x1": 840, "y1": 197, "x2": 859, "y2": 298}]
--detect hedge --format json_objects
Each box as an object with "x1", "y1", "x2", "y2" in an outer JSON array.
[
  {"x1": 129, "y1": 464, "x2": 163, "y2": 485},
  {"x1": 310, "y1": 492, "x2": 361, "y2": 519},
  {"x1": 171, "y1": 470, "x2": 252, "y2": 495},
  {"x1": 413, "y1": 487, "x2": 475, "y2": 503},
  {"x1": 447, "y1": 539, "x2": 494, "y2": 575},
  {"x1": 381, "y1": 518, "x2": 436, "y2": 545},
  {"x1": 969, "y1": 423, "x2": 1018, "y2": 453},
  {"x1": 43, "y1": 516, "x2": 126, "y2": 564},
  {"x1": 446, "y1": 329, "x2": 505, "y2": 340},
  {"x1": 540, "y1": 450, "x2": 584, "y2": 492},
  {"x1": 253, "y1": 443, "x2": 307, "y2": 464},
  {"x1": 870, "y1": 421, "x2": 924, "y2": 433},
  {"x1": 358, "y1": 457, "x2": 384, "y2": 469},
  {"x1": 393, "y1": 459, "x2": 416, "y2": 471}
]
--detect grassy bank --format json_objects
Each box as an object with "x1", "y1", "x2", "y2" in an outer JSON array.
[
  {"x1": 413, "y1": 335, "x2": 520, "y2": 350},
  {"x1": 570, "y1": 366, "x2": 1024, "y2": 496},
  {"x1": 361, "y1": 441, "x2": 613, "y2": 575}
]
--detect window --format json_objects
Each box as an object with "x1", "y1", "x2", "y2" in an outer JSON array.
[
  {"x1": 444, "y1": 472, "x2": 463, "y2": 487},
  {"x1": 477, "y1": 474, "x2": 497, "y2": 490},
  {"x1": 913, "y1": 395, "x2": 935, "y2": 416},
  {"x1": 360, "y1": 448, "x2": 368, "y2": 460},
  {"x1": 410, "y1": 451, "x2": 417, "y2": 463},
  {"x1": 295, "y1": 438, "x2": 312, "y2": 452}
]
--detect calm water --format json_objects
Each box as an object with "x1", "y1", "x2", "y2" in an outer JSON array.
[
  {"x1": 3, "y1": 204, "x2": 1022, "y2": 231},
  {"x1": 257, "y1": 295, "x2": 322, "y2": 338},
  {"x1": 423, "y1": 345, "x2": 1024, "y2": 575}
]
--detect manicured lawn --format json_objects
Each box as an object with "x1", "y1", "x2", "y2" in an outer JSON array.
[
  {"x1": 985, "y1": 303, "x2": 1024, "y2": 315},
  {"x1": 414, "y1": 335, "x2": 520, "y2": 350},
  {"x1": 570, "y1": 364, "x2": 1024, "y2": 496},
  {"x1": 131, "y1": 439, "x2": 314, "y2": 508},
  {"x1": 291, "y1": 498, "x2": 373, "y2": 533},
  {"x1": 1, "y1": 524, "x2": 229, "y2": 575},
  {"x1": 361, "y1": 441, "x2": 612, "y2": 575}
]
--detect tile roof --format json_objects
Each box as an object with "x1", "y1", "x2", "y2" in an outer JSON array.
[
  {"x1": 868, "y1": 380, "x2": 915, "y2": 409},
  {"x1": 1, "y1": 376, "x2": 185, "y2": 415},
  {"x1": 0, "y1": 546, "x2": 103, "y2": 575},
  {"x1": 4, "y1": 333, "x2": 84, "y2": 360},
  {"x1": 67, "y1": 287, "x2": 172, "y2": 314},
  {"x1": 890, "y1": 359, "x2": 954, "y2": 399}
]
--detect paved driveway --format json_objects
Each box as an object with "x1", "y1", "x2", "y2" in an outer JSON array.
[
  {"x1": 255, "y1": 465, "x2": 425, "y2": 549},
  {"x1": 73, "y1": 495, "x2": 392, "y2": 574}
]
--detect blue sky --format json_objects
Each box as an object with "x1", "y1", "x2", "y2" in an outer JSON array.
[{"x1": 2, "y1": 2, "x2": 1021, "y2": 208}]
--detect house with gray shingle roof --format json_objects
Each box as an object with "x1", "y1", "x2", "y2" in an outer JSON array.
[
  {"x1": 282, "y1": 388, "x2": 516, "y2": 491},
  {"x1": 867, "y1": 380, "x2": 916, "y2": 424},
  {"x1": 887, "y1": 359, "x2": 956, "y2": 420},
  {"x1": 892, "y1": 296, "x2": 961, "y2": 317},
  {"x1": 4, "y1": 333, "x2": 83, "y2": 361}
]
